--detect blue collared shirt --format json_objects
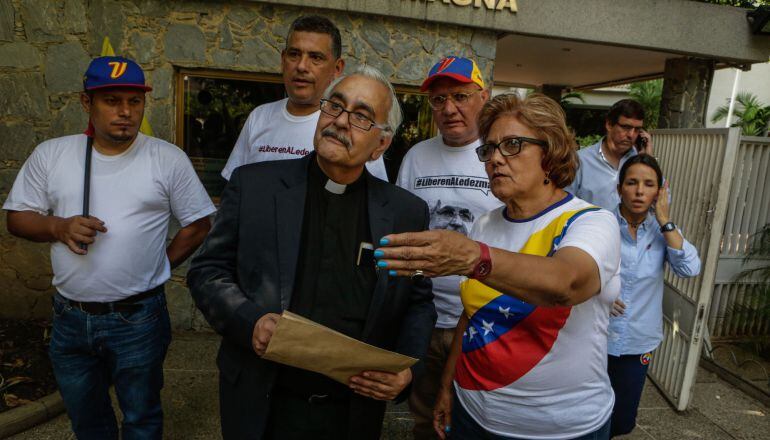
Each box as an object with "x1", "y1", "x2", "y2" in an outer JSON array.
[
  {"x1": 567, "y1": 138, "x2": 637, "y2": 210},
  {"x1": 607, "y1": 206, "x2": 701, "y2": 356}
]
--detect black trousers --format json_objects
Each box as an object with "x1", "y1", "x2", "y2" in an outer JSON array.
[
  {"x1": 263, "y1": 391, "x2": 351, "y2": 440},
  {"x1": 608, "y1": 353, "x2": 651, "y2": 438}
]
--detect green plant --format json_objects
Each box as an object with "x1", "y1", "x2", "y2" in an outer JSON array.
[
  {"x1": 560, "y1": 91, "x2": 585, "y2": 109},
  {"x1": 575, "y1": 134, "x2": 602, "y2": 148},
  {"x1": 629, "y1": 79, "x2": 663, "y2": 130},
  {"x1": 711, "y1": 92, "x2": 770, "y2": 136},
  {"x1": 694, "y1": 0, "x2": 770, "y2": 7},
  {"x1": 731, "y1": 223, "x2": 770, "y2": 357}
]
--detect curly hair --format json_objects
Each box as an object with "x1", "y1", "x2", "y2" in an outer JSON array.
[{"x1": 477, "y1": 93, "x2": 578, "y2": 189}]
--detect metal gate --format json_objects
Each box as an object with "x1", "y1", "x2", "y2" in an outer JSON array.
[
  {"x1": 709, "y1": 136, "x2": 770, "y2": 340},
  {"x1": 646, "y1": 128, "x2": 742, "y2": 410}
]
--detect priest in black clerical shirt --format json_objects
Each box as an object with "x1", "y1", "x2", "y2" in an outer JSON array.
[{"x1": 188, "y1": 66, "x2": 437, "y2": 440}]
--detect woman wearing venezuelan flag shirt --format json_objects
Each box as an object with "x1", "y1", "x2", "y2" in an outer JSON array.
[{"x1": 375, "y1": 93, "x2": 621, "y2": 439}]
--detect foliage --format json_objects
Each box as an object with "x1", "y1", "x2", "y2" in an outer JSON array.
[
  {"x1": 731, "y1": 224, "x2": 770, "y2": 356},
  {"x1": 628, "y1": 79, "x2": 663, "y2": 130},
  {"x1": 560, "y1": 91, "x2": 585, "y2": 109},
  {"x1": 694, "y1": 0, "x2": 770, "y2": 7},
  {"x1": 711, "y1": 92, "x2": 770, "y2": 136},
  {"x1": 575, "y1": 134, "x2": 602, "y2": 148}
]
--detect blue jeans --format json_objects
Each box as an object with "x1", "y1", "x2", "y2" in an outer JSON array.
[
  {"x1": 451, "y1": 391, "x2": 611, "y2": 440},
  {"x1": 49, "y1": 290, "x2": 171, "y2": 440},
  {"x1": 607, "y1": 354, "x2": 650, "y2": 437}
]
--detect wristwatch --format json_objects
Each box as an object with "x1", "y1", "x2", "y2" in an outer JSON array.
[
  {"x1": 660, "y1": 222, "x2": 676, "y2": 233},
  {"x1": 470, "y1": 242, "x2": 492, "y2": 280}
]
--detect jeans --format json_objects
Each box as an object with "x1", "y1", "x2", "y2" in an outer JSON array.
[
  {"x1": 49, "y1": 290, "x2": 171, "y2": 440},
  {"x1": 451, "y1": 390, "x2": 611, "y2": 440},
  {"x1": 607, "y1": 354, "x2": 651, "y2": 437}
]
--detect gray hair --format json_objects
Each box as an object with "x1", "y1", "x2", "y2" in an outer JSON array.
[{"x1": 323, "y1": 65, "x2": 402, "y2": 138}]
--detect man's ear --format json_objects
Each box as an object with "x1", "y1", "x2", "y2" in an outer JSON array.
[
  {"x1": 334, "y1": 58, "x2": 345, "y2": 78},
  {"x1": 80, "y1": 92, "x2": 92, "y2": 114},
  {"x1": 480, "y1": 88, "x2": 490, "y2": 103},
  {"x1": 605, "y1": 119, "x2": 613, "y2": 133},
  {"x1": 370, "y1": 134, "x2": 392, "y2": 161}
]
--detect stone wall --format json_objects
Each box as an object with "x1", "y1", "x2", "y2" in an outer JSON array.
[
  {"x1": 0, "y1": 0, "x2": 497, "y2": 329},
  {"x1": 658, "y1": 57, "x2": 715, "y2": 129}
]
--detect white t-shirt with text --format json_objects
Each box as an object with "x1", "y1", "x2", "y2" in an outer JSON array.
[
  {"x1": 221, "y1": 98, "x2": 388, "y2": 181},
  {"x1": 3, "y1": 133, "x2": 216, "y2": 302},
  {"x1": 396, "y1": 135, "x2": 502, "y2": 328}
]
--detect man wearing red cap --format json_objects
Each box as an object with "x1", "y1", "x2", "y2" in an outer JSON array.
[
  {"x1": 395, "y1": 55, "x2": 501, "y2": 439},
  {"x1": 3, "y1": 56, "x2": 215, "y2": 439}
]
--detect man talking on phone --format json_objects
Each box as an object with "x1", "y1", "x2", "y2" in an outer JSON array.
[{"x1": 568, "y1": 99, "x2": 653, "y2": 209}]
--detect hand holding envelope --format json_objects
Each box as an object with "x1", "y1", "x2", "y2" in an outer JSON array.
[{"x1": 262, "y1": 311, "x2": 418, "y2": 399}]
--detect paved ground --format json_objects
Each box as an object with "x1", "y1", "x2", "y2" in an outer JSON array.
[{"x1": 9, "y1": 332, "x2": 769, "y2": 440}]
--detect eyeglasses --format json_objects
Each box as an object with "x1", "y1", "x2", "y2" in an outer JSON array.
[
  {"x1": 319, "y1": 99, "x2": 390, "y2": 132},
  {"x1": 427, "y1": 91, "x2": 480, "y2": 109},
  {"x1": 617, "y1": 123, "x2": 644, "y2": 134},
  {"x1": 475, "y1": 136, "x2": 548, "y2": 162}
]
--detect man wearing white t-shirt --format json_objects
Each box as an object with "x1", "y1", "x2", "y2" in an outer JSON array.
[
  {"x1": 221, "y1": 15, "x2": 388, "y2": 181},
  {"x1": 3, "y1": 56, "x2": 215, "y2": 439},
  {"x1": 396, "y1": 56, "x2": 501, "y2": 439}
]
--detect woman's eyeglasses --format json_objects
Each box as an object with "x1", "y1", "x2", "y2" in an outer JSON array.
[{"x1": 475, "y1": 136, "x2": 548, "y2": 162}]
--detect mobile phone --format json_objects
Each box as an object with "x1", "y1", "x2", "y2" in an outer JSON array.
[{"x1": 635, "y1": 131, "x2": 648, "y2": 152}]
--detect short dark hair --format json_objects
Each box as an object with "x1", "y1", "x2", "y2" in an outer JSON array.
[
  {"x1": 618, "y1": 154, "x2": 663, "y2": 188},
  {"x1": 286, "y1": 15, "x2": 342, "y2": 59},
  {"x1": 606, "y1": 99, "x2": 645, "y2": 125}
]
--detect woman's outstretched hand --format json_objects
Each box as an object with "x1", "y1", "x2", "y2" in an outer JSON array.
[{"x1": 375, "y1": 230, "x2": 480, "y2": 278}]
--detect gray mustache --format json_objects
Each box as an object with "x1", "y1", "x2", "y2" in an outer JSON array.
[{"x1": 321, "y1": 128, "x2": 352, "y2": 150}]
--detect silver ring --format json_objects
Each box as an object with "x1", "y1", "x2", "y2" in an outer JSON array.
[{"x1": 411, "y1": 269, "x2": 425, "y2": 282}]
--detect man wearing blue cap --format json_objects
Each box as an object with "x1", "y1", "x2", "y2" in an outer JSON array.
[
  {"x1": 395, "y1": 56, "x2": 502, "y2": 439},
  {"x1": 3, "y1": 56, "x2": 215, "y2": 439}
]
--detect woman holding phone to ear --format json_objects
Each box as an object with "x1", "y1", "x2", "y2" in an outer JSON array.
[{"x1": 608, "y1": 154, "x2": 701, "y2": 437}]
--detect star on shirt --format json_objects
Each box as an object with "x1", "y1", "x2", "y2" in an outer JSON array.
[
  {"x1": 482, "y1": 320, "x2": 495, "y2": 336},
  {"x1": 465, "y1": 326, "x2": 478, "y2": 340},
  {"x1": 499, "y1": 306, "x2": 512, "y2": 319}
]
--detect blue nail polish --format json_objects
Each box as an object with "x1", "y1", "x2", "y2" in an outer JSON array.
[
  {"x1": 374, "y1": 250, "x2": 384, "y2": 258},
  {"x1": 388, "y1": 270, "x2": 397, "y2": 277},
  {"x1": 377, "y1": 260, "x2": 388, "y2": 268},
  {"x1": 379, "y1": 237, "x2": 389, "y2": 246}
]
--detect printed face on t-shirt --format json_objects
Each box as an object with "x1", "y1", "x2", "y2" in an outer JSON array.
[
  {"x1": 429, "y1": 199, "x2": 475, "y2": 235},
  {"x1": 281, "y1": 31, "x2": 344, "y2": 108}
]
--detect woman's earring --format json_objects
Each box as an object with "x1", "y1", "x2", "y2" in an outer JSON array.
[{"x1": 543, "y1": 173, "x2": 550, "y2": 185}]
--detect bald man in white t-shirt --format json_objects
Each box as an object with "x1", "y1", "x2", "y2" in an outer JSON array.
[{"x1": 221, "y1": 15, "x2": 388, "y2": 181}]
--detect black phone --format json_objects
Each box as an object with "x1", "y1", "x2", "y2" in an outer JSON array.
[{"x1": 635, "y1": 131, "x2": 648, "y2": 152}]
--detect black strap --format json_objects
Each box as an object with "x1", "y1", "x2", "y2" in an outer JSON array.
[{"x1": 80, "y1": 136, "x2": 94, "y2": 251}]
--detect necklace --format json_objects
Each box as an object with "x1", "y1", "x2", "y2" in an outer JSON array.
[{"x1": 628, "y1": 219, "x2": 645, "y2": 229}]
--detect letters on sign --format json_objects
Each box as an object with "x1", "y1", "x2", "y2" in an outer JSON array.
[{"x1": 407, "y1": 0, "x2": 518, "y2": 13}]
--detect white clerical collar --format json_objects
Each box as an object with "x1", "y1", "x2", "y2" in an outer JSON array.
[{"x1": 324, "y1": 179, "x2": 347, "y2": 194}]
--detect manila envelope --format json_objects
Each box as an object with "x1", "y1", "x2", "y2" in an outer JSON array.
[{"x1": 262, "y1": 311, "x2": 417, "y2": 384}]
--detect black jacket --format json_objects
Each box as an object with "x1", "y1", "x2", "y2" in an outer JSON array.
[{"x1": 187, "y1": 154, "x2": 436, "y2": 440}]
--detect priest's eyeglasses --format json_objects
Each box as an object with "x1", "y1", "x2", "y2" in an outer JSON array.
[
  {"x1": 476, "y1": 136, "x2": 548, "y2": 162},
  {"x1": 320, "y1": 99, "x2": 390, "y2": 132}
]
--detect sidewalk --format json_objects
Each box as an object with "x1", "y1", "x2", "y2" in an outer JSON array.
[{"x1": 9, "y1": 332, "x2": 769, "y2": 440}]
